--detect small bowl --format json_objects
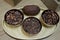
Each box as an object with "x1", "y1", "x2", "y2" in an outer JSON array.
[
  {"x1": 4, "y1": 9, "x2": 24, "y2": 27},
  {"x1": 40, "y1": 10, "x2": 59, "y2": 27}
]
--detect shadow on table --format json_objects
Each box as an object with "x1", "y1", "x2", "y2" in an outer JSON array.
[
  {"x1": 3, "y1": 29, "x2": 53, "y2": 40},
  {"x1": 16, "y1": 34, "x2": 52, "y2": 40},
  {"x1": 16, "y1": 33, "x2": 53, "y2": 40}
]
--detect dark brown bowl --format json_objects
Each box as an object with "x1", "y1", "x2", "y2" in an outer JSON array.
[
  {"x1": 41, "y1": 10, "x2": 59, "y2": 25},
  {"x1": 4, "y1": 9, "x2": 24, "y2": 25},
  {"x1": 22, "y1": 5, "x2": 40, "y2": 16},
  {"x1": 22, "y1": 17, "x2": 42, "y2": 34}
]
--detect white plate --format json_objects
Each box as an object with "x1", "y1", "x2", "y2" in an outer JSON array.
[
  {"x1": 2, "y1": 10, "x2": 58, "y2": 39},
  {"x1": 2, "y1": 0, "x2": 59, "y2": 39}
]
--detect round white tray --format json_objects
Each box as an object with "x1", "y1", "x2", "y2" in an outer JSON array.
[{"x1": 2, "y1": 10, "x2": 58, "y2": 39}]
